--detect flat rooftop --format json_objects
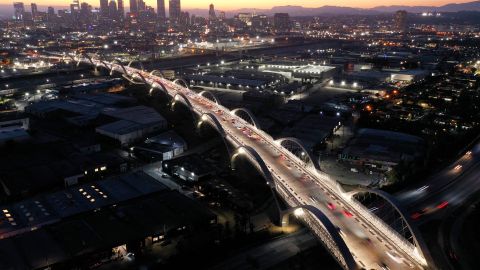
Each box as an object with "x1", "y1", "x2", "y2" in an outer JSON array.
[
  {"x1": 293, "y1": 65, "x2": 336, "y2": 74},
  {"x1": 0, "y1": 171, "x2": 168, "y2": 240},
  {"x1": 101, "y1": 105, "x2": 166, "y2": 125}
]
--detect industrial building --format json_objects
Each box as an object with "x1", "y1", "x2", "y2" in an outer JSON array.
[
  {"x1": 0, "y1": 171, "x2": 216, "y2": 269},
  {"x1": 132, "y1": 130, "x2": 187, "y2": 161},
  {"x1": 339, "y1": 128, "x2": 426, "y2": 173},
  {"x1": 96, "y1": 106, "x2": 168, "y2": 146}
]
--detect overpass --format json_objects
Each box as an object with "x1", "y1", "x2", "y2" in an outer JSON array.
[{"x1": 71, "y1": 53, "x2": 434, "y2": 270}]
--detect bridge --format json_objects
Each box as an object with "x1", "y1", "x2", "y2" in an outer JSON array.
[{"x1": 71, "y1": 54, "x2": 434, "y2": 270}]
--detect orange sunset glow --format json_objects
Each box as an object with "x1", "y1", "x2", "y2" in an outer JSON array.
[{"x1": 0, "y1": 0, "x2": 474, "y2": 9}]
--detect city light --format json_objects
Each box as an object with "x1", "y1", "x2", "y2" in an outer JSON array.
[
  {"x1": 294, "y1": 208, "x2": 304, "y2": 216},
  {"x1": 2, "y1": 3, "x2": 477, "y2": 270}
]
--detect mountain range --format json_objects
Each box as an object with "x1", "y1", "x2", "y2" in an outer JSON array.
[
  {"x1": 224, "y1": 1, "x2": 480, "y2": 16},
  {"x1": 1, "y1": 1, "x2": 480, "y2": 18}
]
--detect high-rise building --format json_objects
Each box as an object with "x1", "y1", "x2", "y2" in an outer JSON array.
[
  {"x1": 157, "y1": 0, "x2": 166, "y2": 21},
  {"x1": 219, "y1": 11, "x2": 225, "y2": 20},
  {"x1": 100, "y1": 0, "x2": 109, "y2": 16},
  {"x1": 180, "y1": 11, "x2": 189, "y2": 26},
  {"x1": 208, "y1": 4, "x2": 216, "y2": 21},
  {"x1": 169, "y1": 0, "x2": 181, "y2": 23},
  {"x1": 30, "y1": 3, "x2": 37, "y2": 18},
  {"x1": 108, "y1": 0, "x2": 118, "y2": 19},
  {"x1": 79, "y1": 2, "x2": 92, "y2": 22},
  {"x1": 13, "y1": 2, "x2": 25, "y2": 21},
  {"x1": 47, "y1": 6, "x2": 55, "y2": 16},
  {"x1": 117, "y1": 0, "x2": 124, "y2": 18},
  {"x1": 395, "y1": 10, "x2": 408, "y2": 32},
  {"x1": 72, "y1": 0, "x2": 80, "y2": 10},
  {"x1": 129, "y1": 0, "x2": 138, "y2": 13},
  {"x1": 137, "y1": 0, "x2": 146, "y2": 12},
  {"x1": 273, "y1": 13, "x2": 290, "y2": 32}
]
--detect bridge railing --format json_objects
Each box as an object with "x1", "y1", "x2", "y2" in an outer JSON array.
[
  {"x1": 275, "y1": 182, "x2": 354, "y2": 270},
  {"x1": 78, "y1": 56, "x2": 426, "y2": 269},
  {"x1": 345, "y1": 196, "x2": 424, "y2": 265}
]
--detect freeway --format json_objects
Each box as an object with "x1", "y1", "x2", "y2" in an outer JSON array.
[
  {"x1": 78, "y1": 56, "x2": 429, "y2": 270},
  {"x1": 397, "y1": 142, "x2": 480, "y2": 222}
]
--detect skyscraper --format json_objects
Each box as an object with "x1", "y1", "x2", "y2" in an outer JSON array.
[
  {"x1": 47, "y1": 6, "x2": 55, "y2": 16},
  {"x1": 219, "y1": 11, "x2": 225, "y2": 20},
  {"x1": 117, "y1": 0, "x2": 124, "y2": 18},
  {"x1": 137, "y1": 0, "x2": 146, "y2": 12},
  {"x1": 129, "y1": 0, "x2": 138, "y2": 13},
  {"x1": 157, "y1": 0, "x2": 166, "y2": 21},
  {"x1": 108, "y1": 0, "x2": 117, "y2": 19},
  {"x1": 100, "y1": 0, "x2": 109, "y2": 16},
  {"x1": 395, "y1": 10, "x2": 408, "y2": 32},
  {"x1": 208, "y1": 4, "x2": 216, "y2": 21},
  {"x1": 30, "y1": 3, "x2": 37, "y2": 18},
  {"x1": 169, "y1": 0, "x2": 181, "y2": 23},
  {"x1": 72, "y1": 0, "x2": 80, "y2": 10},
  {"x1": 273, "y1": 13, "x2": 290, "y2": 32},
  {"x1": 13, "y1": 2, "x2": 25, "y2": 21}
]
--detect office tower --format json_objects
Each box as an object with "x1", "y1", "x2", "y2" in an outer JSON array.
[
  {"x1": 13, "y1": 2, "x2": 25, "y2": 21},
  {"x1": 100, "y1": 0, "x2": 109, "y2": 16},
  {"x1": 70, "y1": 0, "x2": 79, "y2": 20},
  {"x1": 395, "y1": 10, "x2": 408, "y2": 32},
  {"x1": 80, "y1": 2, "x2": 92, "y2": 20},
  {"x1": 273, "y1": 13, "x2": 290, "y2": 32},
  {"x1": 72, "y1": 0, "x2": 80, "y2": 10},
  {"x1": 219, "y1": 11, "x2": 225, "y2": 20},
  {"x1": 117, "y1": 0, "x2": 124, "y2": 18},
  {"x1": 157, "y1": 0, "x2": 166, "y2": 21},
  {"x1": 209, "y1": 4, "x2": 216, "y2": 21},
  {"x1": 129, "y1": 0, "x2": 138, "y2": 13},
  {"x1": 109, "y1": 0, "x2": 118, "y2": 19},
  {"x1": 169, "y1": 0, "x2": 181, "y2": 23},
  {"x1": 30, "y1": 3, "x2": 37, "y2": 18},
  {"x1": 180, "y1": 11, "x2": 189, "y2": 26},
  {"x1": 138, "y1": 0, "x2": 146, "y2": 12}
]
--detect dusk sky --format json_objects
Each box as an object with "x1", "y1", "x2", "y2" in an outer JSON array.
[{"x1": 0, "y1": 0, "x2": 474, "y2": 10}]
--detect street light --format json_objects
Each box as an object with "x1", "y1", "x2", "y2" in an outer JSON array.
[{"x1": 294, "y1": 208, "x2": 304, "y2": 216}]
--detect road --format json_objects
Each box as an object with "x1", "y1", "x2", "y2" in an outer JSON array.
[
  {"x1": 211, "y1": 229, "x2": 320, "y2": 270},
  {"x1": 77, "y1": 56, "x2": 429, "y2": 270},
  {"x1": 397, "y1": 142, "x2": 480, "y2": 222}
]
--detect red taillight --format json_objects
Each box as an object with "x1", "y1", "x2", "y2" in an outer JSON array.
[
  {"x1": 437, "y1": 201, "x2": 449, "y2": 209},
  {"x1": 411, "y1": 212, "x2": 421, "y2": 220}
]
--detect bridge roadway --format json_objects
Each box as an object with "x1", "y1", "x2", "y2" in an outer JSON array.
[{"x1": 80, "y1": 57, "x2": 428, "y2": 270}]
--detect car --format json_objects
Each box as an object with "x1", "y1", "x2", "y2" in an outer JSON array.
[
  {"x1": 411, "y1": 212, "x2": 422, "y2": 220},
  {"x1": 342, "y1": 210, "x2": 353, "y2": 218},
  {"x1": 437, "y1": 201, "x2": 449, "y2": 209},
  {"x1": 124, "y1": 253, "x2": 135, "y2": 261},
  {"x1": 327, "y1": 202, "x2": 336, "y2": 210}
]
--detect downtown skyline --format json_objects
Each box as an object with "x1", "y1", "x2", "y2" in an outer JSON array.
[{"x1": 0, "y1": 0, "x2": 476, "y2": 10}]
